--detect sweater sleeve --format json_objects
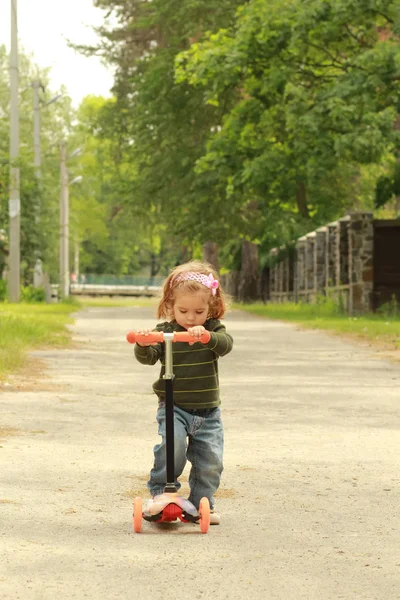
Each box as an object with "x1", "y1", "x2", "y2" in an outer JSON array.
[
  {"x1": 134, "y1": 343, "x2": 162, "y2": 365},
  {"x1": 205, "y1": 320, "x2": 233, "y2": 357},
  {"x1": 133, "y1": 323, "x2": 165, "y2": 365}
]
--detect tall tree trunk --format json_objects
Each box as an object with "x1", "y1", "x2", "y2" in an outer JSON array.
[
  {"x1": 296, "y1": 180, "x2": 310, "y2": 219},
  {"x1": 238, "y1": 240, "x2": 259, "y2": 302},
  {"x1": 176, "y1": 245, "x2": 191, "y2": 266},
  {"x1": 260, "y1": 265, "x2": 270, "y2": 304},
  {"x1": 202, "y1": 240, "x2": 220, "y2": 273}
]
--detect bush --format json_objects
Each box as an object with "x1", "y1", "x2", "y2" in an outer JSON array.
[
  {"x1": 20, "y1": 285, "x2": 46, "y2": 303},
  {"x1": 377, "y1": 295, "x2": 399, "y2": 318},
  {"x1": 0, "y1": 279, "x2": 7, "y2": 302}
]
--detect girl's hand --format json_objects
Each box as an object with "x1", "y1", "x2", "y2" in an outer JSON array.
[
  {"x1": 187, "y1": 326, "x2": 206, "y2": 345},
  {"x1": 135, "y1": 329, "x2": 158, "y2": 347}
]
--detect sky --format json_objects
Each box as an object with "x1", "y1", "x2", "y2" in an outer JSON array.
[{"x1": 0, "y1": 0, "x2": 115, "y2": 106}]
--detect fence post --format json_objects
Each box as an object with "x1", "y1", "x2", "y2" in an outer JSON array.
[
  {"x1": 326, "y1": 221, "x2": 337, "y2": 293},
  {"x1": 306, "y1": 233, "x2": 316, "y2": 301},
  {"x1": 296, "y1": 237, "x2": 307, "y2": 302},
  {"x1": 335, "y1": 216, "x2": 350, "y2": 310},
  {"x1": 336, "y1": 216, "x2": 350, "y2": 287},
  {"x1": 315, "y1": 227, "x2": 327, "y2": 298},
  {"x1": 278, "y1": 255, "x2": 283, "y2": 301},
  {"x1": 288, "y1": 252, "x2": 295, "y2": 301},
  {"x1": 348, "y1": 212, "x2": 374, "y2": 314},
  {"x1": 283, "y1": 255, "x2": 290, "y2": 299},
  {"x1": 293, "y1": 245, "x2": 299, "y2": 303},
  {"x1": 269, "y1": 248, "x2": 277, "y2": 301}
]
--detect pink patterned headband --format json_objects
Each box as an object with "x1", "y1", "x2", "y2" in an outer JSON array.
[{"x1": 173, "y1": 272, "x2": 219, "y2": 296}]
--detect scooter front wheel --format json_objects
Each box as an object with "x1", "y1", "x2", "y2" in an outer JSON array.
[
  {"x1": 133, "y1": 496, "x2": 143, "y2": 533},
  {"x1": 199, "y1": 497, "x2": 210, "y2": 534}
]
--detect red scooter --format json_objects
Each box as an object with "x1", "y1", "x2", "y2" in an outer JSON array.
[{"x1": 126, "y1": 329, "x2": 211, "y2": 534}]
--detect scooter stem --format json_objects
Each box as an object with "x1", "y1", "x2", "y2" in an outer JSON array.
[
  {"x1": 163, "y1": 332, "x2": 174, "y2": 380},
  {"x1": 163, "y1": 333, "x2": 177, "y2": 493}
]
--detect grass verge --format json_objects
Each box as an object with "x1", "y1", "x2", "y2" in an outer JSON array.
[
  {"x1": 234, "y1": 301, "x2": 400, "y2": 351},
  {"x1": 0, "y1": 302, "x2": 78, "y2": 382}
]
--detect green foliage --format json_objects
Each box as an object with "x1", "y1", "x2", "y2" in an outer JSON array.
[
  {"x1": 2, "y1": 1, "x2": 400, "y2": 290},
  {"x1": 80, "y1": 0, "x2": 246, "y2": 252},
  {"x1": 0, "y1": 279, "x2": 7, "y2": 301},
  {"x1": 374, "y1": 157, "x2": 400, "y2": 209},
  {"x1": 375, "y1": 174, "x2": 394, "y2": 208},
  {"x1": 377, "y1": 294, "x2": 400, "y2": 317},
  {"x1": 176, "y1": 0, "x2": 400, "y2": 250},
  {"x1": 68, "y1": 95, "x2": 189, "y2": 276},
  {"x1": 65, "y1": 0, "x2": 400, "y2": 279},
  {"x1": 20, "y1": 285, "x2": 46, "y2": 303}
]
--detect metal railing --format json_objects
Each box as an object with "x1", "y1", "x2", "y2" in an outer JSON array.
[{"x1": 71, "y1": 274, "x2": 166, "y2": 287}]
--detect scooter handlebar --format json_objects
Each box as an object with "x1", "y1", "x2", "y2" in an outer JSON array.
[
  {"x1": 126, "y1": 330, "x2": 211, "y2": 345},
  {"x1": 126, "y1": 331, "x2": 163, "y2": 344},
  {"x1": 173, "y1": 331, "x2": 211, "y2": 343}
]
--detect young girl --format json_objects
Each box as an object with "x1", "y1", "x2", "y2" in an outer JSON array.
[{"x1": 134, "y1": 260, "x2": 233, "y2": 525}]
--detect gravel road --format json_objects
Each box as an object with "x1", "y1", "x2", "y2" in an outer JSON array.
[{"x1": 1, "y1": 306, "x2": 400, "y2": 599}]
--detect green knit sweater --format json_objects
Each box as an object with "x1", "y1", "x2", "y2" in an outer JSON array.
[{"x1": 134, "y1": 319, "x2": 233, "y2": 409}]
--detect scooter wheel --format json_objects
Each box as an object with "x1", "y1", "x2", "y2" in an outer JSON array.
[
  {"x1": 199, "y1": 497, "x2": 210, "y2": 534},
  {"x1": 133, "y1": 496, "x2": 143, "y2": 533}
]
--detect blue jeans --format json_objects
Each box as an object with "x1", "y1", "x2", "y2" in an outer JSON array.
[{"x1": 148, "y1": 404, "x2": 224, "y2": 510}]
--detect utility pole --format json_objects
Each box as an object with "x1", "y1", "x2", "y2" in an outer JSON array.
[
  {"x1": 32, "y1": 80, "x2": 41, "y2": 180},
  {"x1": 59, "y1": 142, "x2": 69, "y2": 299},
  {"x1": 59, "y1": 145, "x2": 82, "y2": 300},
  {"x1": 74, "y1": 239, "x2": 80, "y2": 281},
  {"x1": 32, "y1": 84, "x2": 61, "y2": 293},
  {"x1": 8, "y1": 0, "x2": 20, "y2": 302},
  {"x1": 32, "y1": 79, "x2": 43, "y2": 288}
]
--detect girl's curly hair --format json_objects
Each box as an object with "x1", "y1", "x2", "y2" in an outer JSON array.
[{"x1": 157, "y1": 260, "x2": 229, "y2": 320}]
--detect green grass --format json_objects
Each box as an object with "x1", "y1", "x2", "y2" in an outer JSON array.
[
  {"x1": 234, "y1": 301, "x2": 400, "y2": 350},
  {"x1": 0, "y1": 302, "x2": 77, "y2": 381},
  {"x1": 0, "y1": 297, "x2": 158, "y2": 382}
]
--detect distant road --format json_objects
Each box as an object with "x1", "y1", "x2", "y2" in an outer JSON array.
[{"x1": 54, "y1": 283, "x2": 162, "y2": 297}]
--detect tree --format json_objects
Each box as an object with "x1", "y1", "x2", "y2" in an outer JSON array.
[
  {"x1": 73, "y1": 0, "x2": 245, "y2": 272},
  {"x1": 176, "y1": 0, "x2": 400, "y2": 247},
  {"x1": 68, "y1": 0, "x2": 400, "y2": 299},
  {"x1": 68, "y1": 95, "x2": 188, "y2": 277}
]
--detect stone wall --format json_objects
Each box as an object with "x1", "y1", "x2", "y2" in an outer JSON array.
[{"x1": 268, "y1": 212, "x2": 377, "y2": 314}]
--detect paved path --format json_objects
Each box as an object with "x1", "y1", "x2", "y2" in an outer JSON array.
[{"x1": 1, "y1": 307, "x2": 400, "y2": 599}]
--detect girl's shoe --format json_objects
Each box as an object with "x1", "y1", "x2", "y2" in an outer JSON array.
[{"x1": 209, "y1": 510, "x2": 220, "y2": 525}]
